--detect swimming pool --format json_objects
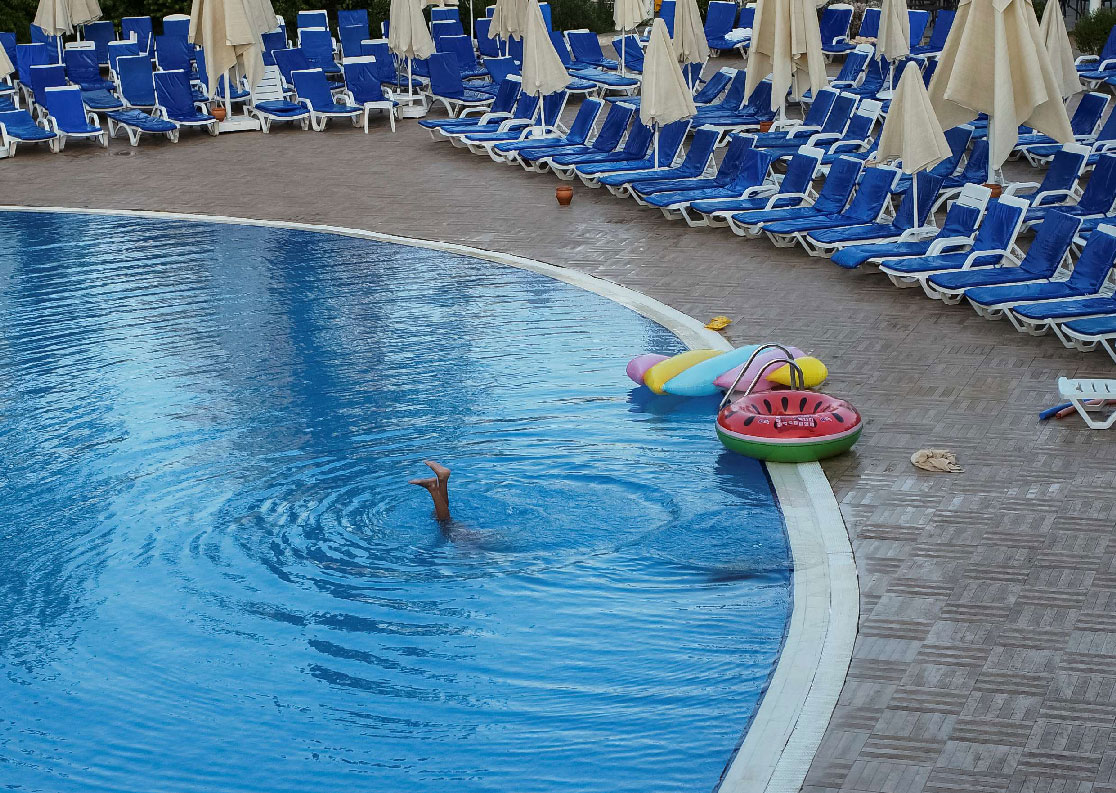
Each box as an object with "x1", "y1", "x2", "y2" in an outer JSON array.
[{"x1": 0, "y1": 210, "x2": 792, "y2": 792}]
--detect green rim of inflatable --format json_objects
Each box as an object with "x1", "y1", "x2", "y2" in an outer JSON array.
[{"x1": 716, "y1": 425, "x2": 863, "y2": 463}]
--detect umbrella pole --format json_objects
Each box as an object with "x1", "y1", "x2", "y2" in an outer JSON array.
[
  {"x1": 408, "y1": 57, "x2": 413, "y2": 98},
  {"x1": 654, "y1": 124, "x2": 659, "y2": 168},
  {"x1": 912, "y1": 173, "x2": 918, "y2": 230}
]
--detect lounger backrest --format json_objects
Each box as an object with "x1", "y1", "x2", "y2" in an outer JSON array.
[
  {"x1": 300, "y1": 29, "x2": 336, "y2": 68},
  {"x1": 892, "y1": 172, "x2": 945, "y2": 228},
  {"x1": 591, "y1": 102, "x2": 635, "y2": 152},
  {"x1": 845, "y1": 166, "x2": 899, "y2": 221},
  {"x1": 927, "y1": 9, "x2": 954, "y2": 49},
  {"x1": 704, "y1": 2, "x2": 737, "y2": 38},
  {"x1": 842, "y1": 108, "x2": 877, "y2": 142},
  {"x1": 338, "y1": 9, "x2": 370, "y2": 35},
  {"x1": 818, "y1": 92, "x2": 857, "y2": 135},
  {"x1": 938, "y1": 199, "x2": 983, "y2": 239},
  {"x1": 1078, "y1": 154, "x2": 1116, "y2": 215},
  {"x1": 612, "y1": 36, "x2": 644, "y2": 69},
  {"x1": 83, "y1": 20, "x2": 115, "y2": 65},
  {"x1": 907, "y1": 10, "x2": 929, "y2": 47},
  {"x1": 359, "y1": 40, "x2": 398, "y2": 82},
  {"x1": 108, "y1": 41, "x2": 140, "y2": 76},
  {"x1": 251, "y1": 64, "x2": 287, "y2": 103},
  {"x1": 714, "y1": 134, "x2": 755, "y2": 184},
  {"x1": 155, "y1": 34, "x2": 193, "y2": 72},
  {"x1": 343, "y1": 60, "x2": 387, "y2": 103},
  {"x1": 427, "y1": 52, "x2": 464, "y2": 99},
  {"x1": 30, "y1": 64, "x2": 65, "y2": 108},
  {"x1": 971, "y1": 196, "x2": 1028, "y2": 251},
  {"x1": 620, "y1": 119, "x2": 654, "y2": 157},
  {"x1": 737, "y1": 6, "x2": 755, "y2": 29},
  {"x1": 30, "y1": 26, "x2": 61, "y2": 62},
  {"x1": 548, "y1": 32, "x2": 575, "y2": 66},
  {"x1": 431, "y1": 7, "x2": 461, "y2": 25},
  {"x1": 292, "y1": 68, "x2": 332, "y2": 108},
  {"x1": 507, "y1": 37, "x2": 524, "y2": 63},
  {"x1": 652, "y1": 119, "x2": 691, "y2": 166},
  {"x1": 274, "y1": 48, "x2": 313, "y2": 85},
  {"x1": 297, "y1": 10, "x2": 330, "y2": 31},
  {"x1": 1020, "y1": 211, "x2": 1082, "y2": 275},
  {"x1": 804, "y1": 88, "x2": 838, "y2": 128},
  {"x1": 486, "y1": 56, "x2": 520, "y2": 84},
  {"x1": 154, "y1": 69, "x2": 197, "y2": 117},
  {"x1": 539, "y1": 3, "x2": 554, "y2": 30},
  {"x1": 16, "y1": 44, "x2": 51, "y2": 85},
  {"x1": 683, "y1": 62, "x2": 705, "y2": 87},
  {"x1": 938, "y1": 125, "x2": 974, "y2": 175},
  {"x1": 432, "y1": 20, "x2": 466, "y2": 39},
  {"x1": 476, "y1": 19, "x2": 500, "y2": 58},
  {"x1": 819, "y1": 5, "x2": 852, "y2": 46},
  {"x1": 117, "y1": 55, "x2": 158, "y2": 107},
  {"x1": 718, "y1": 68, "x2": 751, "y2": 110},
  {"x1": 1066, "y1": 225, "x2": 1116, "y2": 290},
  {"x1": 1070, "y1": 92, "x2": 1109, "y2": 138},
  {"x1": 566, "y1": 97, "x2": 603, "y2": 142},
  {"x1": 1099, "y1": 24, "x2": 1116, "y2": 63},
  {"x1": 541, "y1": 90, "x2": 567, "y2": 126},
  {"x1": 488, "y1": 76, "x2": 521, "y2": 113},
  {"x1": 63, "y1": 47, "x2": 102, "y2": 86},
  {"x1": 859, "y1": 54, "x2": 886, "y2": 89},
  {"x1": 857, "y1": 7, "x2": 881, "y2": 39},
  {"x1": 780, "y1": 147, "x2": 823, "y2": 195},
  {"x1": 44, "y1": 85, "x2": 89, "y2": 131},
  {"x1": 438, "y1": 35, "x2": 481, "y2": 71},
  {"x1": 960, "y1": 138, "x2": 990, "y2": 182},
  {"x1": 263, "y1": 30, "x2": 289, "y2": 56},
  {"x1": 833, "y1": 49, "x2": 868, "y2": 83},
  {"x1": 728, "y1": 146, "x2": 776, "y2": 190},
  {"x1": 814, "y1": 156, "x2": 864, "y2": 213},
  {"x1": 681, "y1": 126, "x2": 719, "y2": 170},
  {"x1": 694, "y1": 69, "x2": 731, "y2": 103},
  {"x1": 511, "y1": 86, "x2": 541, "y2": 120},
  {"x1": 162, "y1": 16, "x2": 190, "y2": 43},
  {"x1": 567, "y1": 30, "x2": 606, "y2": 63},
  {"x1": 743, "y1": 80, "x2": 772, "y2": 116},
  {"x1": 1038, "y1": 144, "x2": 1089, "y2": 198},
  {"x1": 658, "y1": 0, "x2": 677, "y2": 36},
  {"x1": 339, "y1": 25, "x2": 366, "y2": 58},
  {"x1": 121, "y1": 17, "x2": 154, "y2": 53}
]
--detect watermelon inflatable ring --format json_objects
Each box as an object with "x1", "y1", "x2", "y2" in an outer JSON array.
[{"x1": 717, "y1": 390, "x2": 863, "y2": 463}]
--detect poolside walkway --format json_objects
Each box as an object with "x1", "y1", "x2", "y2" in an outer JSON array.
[{"x1": 3, "y1": 110, "x2": 1115, "y2": 793}]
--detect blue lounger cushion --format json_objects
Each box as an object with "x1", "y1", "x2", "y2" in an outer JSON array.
[
  {"x1": 105, "y1": 109, "x2": 178, "y2": 132},
  {"x1": 1013, "y1": 296, "x2": 1116, "y2": 320},
  {"x1": 0, "y1": 110, "x2": 56, "y2": 140},
  {"x1": 254, "y1": 99, "x2": 309, "y2": 117}
]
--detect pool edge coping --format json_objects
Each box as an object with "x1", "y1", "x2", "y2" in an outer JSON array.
[{"x1": 0, "y1": 204, "x2": 858, "y2": 793}]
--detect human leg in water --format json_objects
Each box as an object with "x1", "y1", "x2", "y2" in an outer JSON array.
[{"x1": 410, "y1": 460, "x2": 451, "y2": 521}]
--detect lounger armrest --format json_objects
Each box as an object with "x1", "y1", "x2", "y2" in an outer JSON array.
[
  {"x1": 496, "y1": 118, "x2": 528, "y2": 132},
  {"x1": 830, "y1": 139, "x2": 869, "y2": 153},
  {"x1": 805, "y1": 131, "x2": 840, "y2": 147},
  {"x1": 925, "y1": 236, "x2": 974, "y2": 255},
  {"x1": 787, "y1": 124, "x2": 821, "y2": 139},
  {"x1": 1030, "y1": 188, "x2": 1075, "y2": 206},
  {"x1": 45, "y1": 116, "x2": 60, "y2": 134},
  {"x1": 742, "y1": 185, "x2": 778, "y2": 199},
  {"x1": 459, "y1": 105, "x2": 489, "y2": 118},
  {"x1": 764, "y1": 191, "x2": 812, "y2": 209},
  {"x1": 1001, "y1": 180, "x2": 1040, "y2": 197},
  {"x1": 86, "y1": 110, "x2": 99, "y2": 126},
  {"x1": 339, "y1": 89, "x2": 355, "y2": 104},
  {"x1": 478, "y1": 110, "x2": 511, "y2": 124},
  {"x1": 831, "y1": 34, "x2": 848, "y2": 45},
  {"x1": 896, "y1": 227, "x2": 945, "y2": 243},
  {"x1": 297, "y1": 97, "x2": 312, "y2": 111},
  {"x1": 1099, "y1": 58, "x2": 1116, "y2": 70},
  {"x1": 154, "y1": 105, "x2": 170, "y2": 120},
  {"x1": 194, "y1": 100, "x2": 210, "y2": 113},
  {"x1": 1094, "y1": 141, "x2": 1116, "y2": 154},
  {"x1": 1076, "y1": 55, "x2": 1099, "y2": 66}
]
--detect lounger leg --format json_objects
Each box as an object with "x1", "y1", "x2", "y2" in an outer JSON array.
[
  {"x1": 1101, "y1": 338, "x2": 1116, "y2": 366},
  {"x1": 208, "y1": 121, "x2": 219, "y2": 136},
  {"x1": 388, "y1": 108, "x2": 396, "y2": 133}
]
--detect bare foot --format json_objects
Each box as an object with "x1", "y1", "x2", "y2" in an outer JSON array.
[
  {"x1": 411, "y1": 473, "x2": 451, "y2": 521},
  {"x1": 409, "y1": 477, "x2": 439, "y2": 493},
  {"x1": 424, "y1": 460, "x2": 451, "y2": 485}
]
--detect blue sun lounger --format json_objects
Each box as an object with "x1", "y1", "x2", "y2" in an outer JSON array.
[
  {"x1": 601, "y1": 127, "x2": 721, "y2": 197},
  {"x1": 421, "y1": 77, "x2": 520, "y2": 136},
  {"x1": 115, "y1": 54, "x2": 160, "y2": 109},
  {"x1": 762, "y1": 165, "x2": 899, "y2": 246},
  {"x1": 574, "y1": 120, "x2": 691, "y2": 186},
  {"x1": 818, "y1": 5, "x2": 854, "y2": 55},
  {"x1": 629, "y1": 134, "x2": 753, "y2": 200},
  {"x1": 824, "y1": 8, "x2": 879, "y2": 55},
  {"x1": 748, "y1": 88, "x2": 841, "y2": 147},
  {"x1": 274, "y1": 47, "x2": 314, "y2": 92},
  {"x1": 1000, "y1": 143, "x2": 1088, "y2": 210},
  {"x1": 444, "y1": 88, "x2": 542, "y2": 147},
  {"x1": 911, "y1": 9, "x2": 954, "y2": 57},
  {"x1": 0, "y1": 108, "x2": 57, "y2": 155},
  {"x1": 550, "y1": 33, "x2": 635, "y2": 92},
  {"x1": 153, "y1": 69, "x2": 218, "y2": 138},
  {"x1": 703, "y1": 2, "x2": 737, "y2": 51},
  {"x1": 437, "y1": 35, "x2": 489, "y2": 81},
  {"x1": 246, "y1": 64, "x2": 311, "y2": 132},
  {"x1": 610, "y1": 35, "x2": 644, "y2": 74},
  {"x1": 489, "y1": 97, "x2": 603, "y2": 163},
  {"x1": 878, "y1": 195, "x2": 1030, "y2": 292},
  {"x1": 963, "y1": 217, "x2": 1115, "y2": 320},
  {"x1": 42, "y1": 84, "x2": 108, "y2": 151},
  {"x1": 682, "y1": 146, "x2": 824, "y2": 227},
  {"x1": 548, "y1": 118, "x2": 653, "y2": 179},
  {"x1": 28, "y1": 63, "x2": 66, "y2": 119},
  {"x1": 1014, "y1": 92, "x2": 1108, "y2": 151},
  {"x1": 726, "y1": 155, "x2": 864, "y2": 237},
  {"x1": 1005, "y1": 227, "x2": 1116, "y2": 335},
  {"x1": 890, "y1": 125, "x2": 973, "y2": 195},
  {"x1": 121, "y1": 16, "x2": 154, "y2": 54},
  {"x1": 518, "y1": 101, "x2": 634, "y2": 172},
  {"x1": 427, "y1": 52, "x2": 494, "y2": 117},
  {"x1": 642, "y1": 146, "x2": 776, "y2": 220},
  {"x1": 802, "y1": 171, "x2": 946, "y2": 256},
  {"x1": 832, "y1": 183, "x2": 989, "y2": 269},
  {"x1": 64, "y1": 47, "x2": 114, "y2": 92},
  {"x1": 924, "y1": 211, "x2": 1082, "y2": 305},
  {"x1": 16, "y1": 44, "x2": 51, "y2": 104},
  {"x1": 462, "y1": 90, "x2": 568, "y2": 155},
  {"x1": 1058, "y1": 313, "x2": 1116, "y2": 364},
  {"x1": 340, "y1": 59, "x2": 398, "y2": 132},
  {"x1": 1023, "y1": 108, "x2": 1116, "y2": 168},
  {"x1": 567, "y1": 30, "x2": 619, "y2": 70},
  {"x1": 1020, "y1": 154, "x2": 1116, "y2": 231},
  {"x1": 299, "y1": 28, "x2": 342, "y2": 75},
  {"x1": 292, "y1": 68, "x2": 362, "y2": 130}
]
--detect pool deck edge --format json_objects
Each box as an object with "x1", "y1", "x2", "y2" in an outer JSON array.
[{"x1": 0, "y1": 205, "x2": 860, "y2": 793}]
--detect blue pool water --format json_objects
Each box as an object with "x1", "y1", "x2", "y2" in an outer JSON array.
[{"x1": 0, "y1": 211, "x2": 792, "y2": 793}]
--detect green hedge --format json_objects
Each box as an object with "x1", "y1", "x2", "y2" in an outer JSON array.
[
  {"x1": 1073, "y1": 7, "x2": 1116, "y2": 55},
  {"x1": 1, "y1": 0, "x2": 622, "y2": 42}
]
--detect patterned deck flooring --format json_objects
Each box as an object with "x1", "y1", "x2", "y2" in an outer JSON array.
[{"x1": 2, "y1": 84, "x2": 1115, "y2": 793}]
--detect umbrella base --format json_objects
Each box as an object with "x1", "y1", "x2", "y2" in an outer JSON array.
[
  {"x1": 398, "y1": 95, "x2": 429, "y2": 118},
  {"x1": 218, "y1": 116, "x2": 262, "y2": 133}
]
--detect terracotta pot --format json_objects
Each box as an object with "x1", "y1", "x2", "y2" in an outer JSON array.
[
  {"x1": 556, "y1": 185, "x2": 573, "y2": 207},
  {"x1": 982, "y1": 182, "x2": 1003, "y2": 198},
  {"x1": 758, "y1": 121, "x2": 774, "y2": 132},
  {"x1": 212, "y1": 106, "x2": 227, "y2": 122}
]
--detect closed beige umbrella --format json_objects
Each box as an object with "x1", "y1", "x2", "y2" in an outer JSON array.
[
  {"x1": 744, "y1": 0, "x2": 827, "y2": 118},
  {"x1": 521, "y1": 0, "x2": 571, "y2": 99},
  {"x1": 491, "y1": 0, "x2": 528, "y2": 42},
  {"x1": 874, "y1": 61, "x2": 952, "y2": 225},
  {"x1": 928, "y1": 0, "x2": 1073, "y2": 179},
  {"x1": 615, "y1": 0, "x2": 651, "y2": 74},
  {"x1": 0, "y1": 44, "x2": 14, "y2": 81},
  {"x1": 1040, "y1": 0, "x2": 1081, "y2": 98},
  {"x1": 642, "y1": 17, "x2": 697, "y2": 165},
  {"x1": 34, "y1": 0, "x2": 73, "y2": 37},
  {"x1": 70, "y1": 0, "x2": 102, "y2": 27},
  {"x1": 389, "y1": 0, "x2": 436, "y2": 99},
  {"x1": 673, "y1": 0, "x2": 710, "y2": 77},
  {"x1": 876, "y1": 0, "x2": 909, "y2": 93},
  {"x1": 190, "y1": 0, "x2": 274, "y2": 123}
]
